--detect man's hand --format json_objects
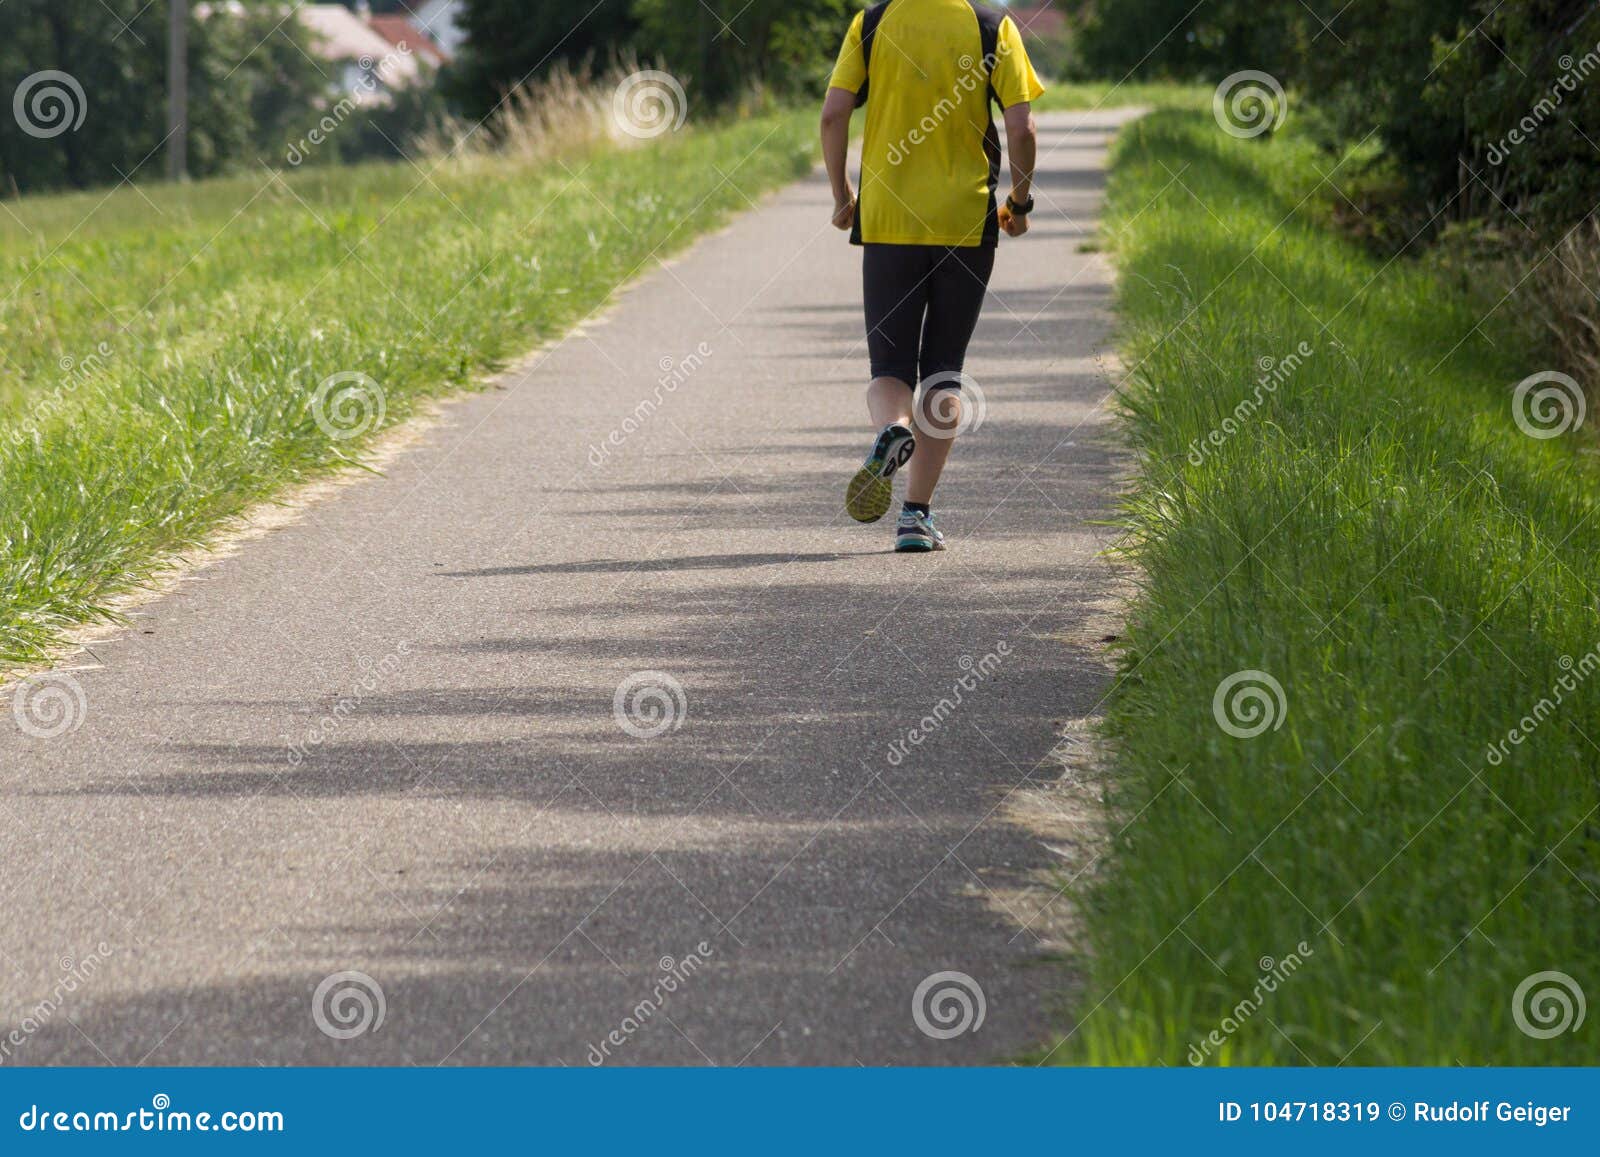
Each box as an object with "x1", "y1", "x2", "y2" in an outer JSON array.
[
  {"x1": 999, "y1": 204, "x2": 1029, "y2": 238},
  {"x1": 832, "y1": 192, "x2": 856, "y2": 231}
]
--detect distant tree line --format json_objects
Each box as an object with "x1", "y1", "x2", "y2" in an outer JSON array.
[
  {"x1": 1062, "y1": 0, "x2": 1600, "y2": 231},
  {"x1": 0, "y1": 0, "x2": 330, "y2": 193},
  {"x1": 446, "y1": 0, "x2": 859, "y2": 122},
  {"x1": 0, "y1": 0, "x2": 864, "y2": 195}
]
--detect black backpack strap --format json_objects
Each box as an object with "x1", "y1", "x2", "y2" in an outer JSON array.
[
  {"x1": 968, "y1": 2, "x2": 1003, "y2": 106},
  {"x1": 967, "y1": 3, "x2": 1005, "y2": 245},
  {"x1": 853, "y1": 1, "x2": 892, "y2": 108}
]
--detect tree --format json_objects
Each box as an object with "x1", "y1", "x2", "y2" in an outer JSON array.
[
  {"x1": 631, "y1": 0, "x2": 860, "y2": 105},
  {"x1": 447, "y1": 0, "x2": 640, "y2": 123},
  {"x1": 1063, "y1": 0, "x2": 1600, "y2": 230},
  {"x1": 0, "y1": 0, "x2": 326, "y2": 194}
]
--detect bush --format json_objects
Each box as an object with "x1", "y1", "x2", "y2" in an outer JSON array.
[{"x1": 1063, "y1": 0, "x2": 1600, "y2": 233}]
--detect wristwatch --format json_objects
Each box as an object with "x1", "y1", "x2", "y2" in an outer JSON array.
[{"x1": 1005, "y1": 193, "x2": 1034, "y2": 216}]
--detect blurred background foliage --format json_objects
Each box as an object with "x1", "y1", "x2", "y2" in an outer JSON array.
[
  {"x1": 1061, "y1": 0, "x2": 1600, "y2": 235},
  {"x1": 4, "y1": 0, "x2": 1599, "y2": 250}
]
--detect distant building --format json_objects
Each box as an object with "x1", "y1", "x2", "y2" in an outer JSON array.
[
  {"x1": 195, "y1": 3, "x2": 430, "y2": 105},
  {"x1": 368, "y1": 13, "x2": 451, "y2": 67},
  {"x1": 298, "y1": 4, "x2": 423, "y2": 105},
  {"x1": 411, "y1": 0, "x2": 467, "y2": 58},
  {"x1": 1005, "y1": 3, "x2": 1067, "y2": 42}
]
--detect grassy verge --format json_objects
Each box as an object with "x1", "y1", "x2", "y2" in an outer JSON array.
[
  {"x1": 1032, "y1": 82, "x2": 1209, "y2": 114},
  {"x1": 0, "y1": 108, "x2": 815, "y2": 664},
  {"x1": 1054, "y1": 110, "x2": 1600, "y2": 1064}
]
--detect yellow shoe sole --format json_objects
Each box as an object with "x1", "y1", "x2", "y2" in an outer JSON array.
[
  {"x1": 845, "y1": 426, "x2": 916, "y2": 523},
  {"x1": 846, "y1": 468, "x2": 893, "y2": 523}
]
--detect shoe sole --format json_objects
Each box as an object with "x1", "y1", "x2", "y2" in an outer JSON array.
[
  {"x1": 845, "y1": 431, "x2": 915, "y2": 523},
  {"x1": 894, "y1": 535, "x2": 943, "y2": 553}
]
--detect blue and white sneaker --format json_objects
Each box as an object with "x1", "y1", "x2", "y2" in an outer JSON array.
[
  {"x1": 846, "y1": 423, "x2": 916, "y2": 523},
  {"x1": 895, "y1": 507, "x2": 945, "y2": 552}
]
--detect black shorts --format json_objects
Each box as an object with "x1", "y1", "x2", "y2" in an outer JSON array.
[{"x1": 862, "y1": 243, "x2": 996, "y2": 389}]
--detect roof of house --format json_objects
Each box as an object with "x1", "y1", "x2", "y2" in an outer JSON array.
[
  {"x1": 1005, "y1": 3, "x2": 1067, "y2": 40},
  {"x1": 367, "y1": 13, "x2": 449, "y2": 66},
  {"x1": 298, "y1": 4, "x2": 421, "y2": 84}
]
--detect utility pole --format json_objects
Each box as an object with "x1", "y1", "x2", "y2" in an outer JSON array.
[{"x1": 167, "y1": 0, "x2": 188, "y2": 181}]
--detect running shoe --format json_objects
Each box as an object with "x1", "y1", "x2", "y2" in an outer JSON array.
[
  {"x1": 845, "y1": 423, "x2": 915, "y2": 523},
  {"x1": 894, "y1": 507, "x2": 946, "y2": 552}
]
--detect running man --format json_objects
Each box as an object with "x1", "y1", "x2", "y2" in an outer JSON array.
[{"x1": 821, "y1": 0, "x2": 1043, "y2": 551}]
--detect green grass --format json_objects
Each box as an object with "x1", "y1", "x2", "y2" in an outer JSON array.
[
  {"x1": 1052, "y1": 110, "x2": 1600, "y2": 1065},
  {"x1": 1032, "y1": 81, "x2": 1210, "y2": 114},
  {"x1": 0, "y1": 111, "x2": 815, "y2": 663}
]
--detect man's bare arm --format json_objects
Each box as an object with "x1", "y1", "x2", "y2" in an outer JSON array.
[
  {"x1": 820, "y1": 86, "x2": 857, "y2": 230},
  {"x1": 1001, "y1": 102, "x2": 1037, "y2": 237}
]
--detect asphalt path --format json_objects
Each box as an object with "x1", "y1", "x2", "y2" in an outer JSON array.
[{"x1": 0, "y1": 109, "x2": 1140, "y2": 1065}]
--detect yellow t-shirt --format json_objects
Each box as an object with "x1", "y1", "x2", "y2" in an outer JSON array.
[{"x1": 829, "y1": 0, "x2": 1045, "y2": 247}]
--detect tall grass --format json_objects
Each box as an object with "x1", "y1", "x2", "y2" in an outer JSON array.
[
  {"x1": 1053, "y1": 111, "x2": 1600, "y2": 1065},
  {"x1": 0, "y1": 76, "x2": 815, "y2": 664}
]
